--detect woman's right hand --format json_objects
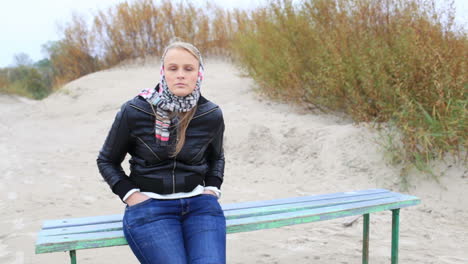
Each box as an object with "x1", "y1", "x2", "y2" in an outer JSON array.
[{"x1": 125, "y1": 192, "x2": 151, "y2": 207}]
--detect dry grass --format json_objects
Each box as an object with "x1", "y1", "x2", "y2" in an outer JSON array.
[
  {"x1": 90, "y1": 0, "x2": 234, "y2": 67},
  {"x1": 231, "y1": 0, "x2": 467, "y2": 177},
  {"x1": 2, "y1": 0, "x2": 463, "y2": 177}
]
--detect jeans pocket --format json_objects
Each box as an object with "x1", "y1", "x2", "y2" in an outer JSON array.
[
  {"x1": 200, "y1": 193, "x2": 218, "y2": 199},
  {"x1": 124, "y1": 199, "x2": 154, "y2": 230},
  {"x1": 126, "y1": 198, "x2": 153, "y2": 211},
  {"x1": 195, "y1": 194, "x2": 224, "y2": 217}
]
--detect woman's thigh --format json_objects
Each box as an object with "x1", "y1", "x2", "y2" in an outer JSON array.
[
  {"x1": 123, "y1": 198, "x2": 187, "y2": 264},
  {"x1": 183, "y1": 194, "x2": 226, "y2": 264}
]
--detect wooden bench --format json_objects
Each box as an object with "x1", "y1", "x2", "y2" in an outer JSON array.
[{"x1": 36, "y1": 189, "x2": 420, "y2": 264}]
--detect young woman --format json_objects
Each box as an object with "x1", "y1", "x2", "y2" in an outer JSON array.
[{"x1": 97, "y1": 41, "x2": 226, "y2": 264}]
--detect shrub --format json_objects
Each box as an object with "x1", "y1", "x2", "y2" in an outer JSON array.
[
  {"x1": 230, "y1": 0, "x2": 467, "y2": 174},
  {"x1": 0, "y1": 66, "x2": 52, "y2": 99}
]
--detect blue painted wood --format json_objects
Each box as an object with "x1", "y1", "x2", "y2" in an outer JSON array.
[
  {"x1": 226, "y1": 195, "x2": 420, "y2": 233},
  {"x1": 37, "y1": 230, "x2": 124, "y2": 245},
  {"x1": 227, "y1": 195, "x2": 419, "y2": 226},
  {"x1": 36, "y1": 189, "x2": 420, "y2": 254},
  {"x1": 42, "y1": 214, "x2": 123, "y2": 230},
  {"x1": 39, "y1": 192, "x2": 399, "y2": 237},
  {"x1": 39, "y1": 222, "x2": 122, "y2": 236},
  {"x1": 42, "y1": 189, "x2": 390, "y2": 229},
  {"x1": 222, "y1": 189, "x2": 390, "y2": 211},
  {"x1": 224, "y1": 192, "x2": 401, "y2": 219},
  {"x1": 36, "y1": 231, "x2": 128, "y2": 254}
]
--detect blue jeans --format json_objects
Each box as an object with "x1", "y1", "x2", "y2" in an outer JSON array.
[{"x1": 122, "y1": 194, "x2": 226, "y2": 264}]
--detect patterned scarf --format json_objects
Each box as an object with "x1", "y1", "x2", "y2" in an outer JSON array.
[{"x1": 138, "y1": 57, "x2": 204, "y2": 146}]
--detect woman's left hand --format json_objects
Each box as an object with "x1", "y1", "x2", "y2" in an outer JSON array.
[{"x1": 202, "y1": 190, "x2": 217, "y2": 197}]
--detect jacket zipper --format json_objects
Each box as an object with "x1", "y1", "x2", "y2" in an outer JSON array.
[
  {"x1": 135, "y1": 136, "x2": 161, "y2": 160},
  {"x1": 172, "y1": 158, "x2": 177, "y2": 193},
  {"x1": 138, "y1": 133, "x2": 175, "y2": 193},
  {"x1": 130, "y1": 103, "x2": 218, "y2": 193},
  {"x1": 191, "y1": 107, "x2": 218, "y2": 120},
  {"x1": 129, "y1": 105, "x2": 153, "y2": 116},
  {"x1": 172, "y1": 136, "x2": 179, "y2": 194}
]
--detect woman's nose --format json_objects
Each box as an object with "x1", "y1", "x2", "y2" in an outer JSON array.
[{"x1": 176, "y1": 69, "x2": 185, "y2": 79}]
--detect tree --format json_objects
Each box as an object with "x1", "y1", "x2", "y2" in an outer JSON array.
[{"x1": 12, "y1": 52, "x2": 33, "y2": 67}]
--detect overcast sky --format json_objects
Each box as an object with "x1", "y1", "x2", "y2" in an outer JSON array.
[{"x1": 0, "y1": 0, "x2": 466, "y2": 67}]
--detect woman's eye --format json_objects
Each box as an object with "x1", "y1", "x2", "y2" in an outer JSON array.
[
  {"x1": 185, "y1": 68, "x2": 193, "y2": 71},
  {"x1": 169, "y1": 67, "x2": 177, "y2": 71}
]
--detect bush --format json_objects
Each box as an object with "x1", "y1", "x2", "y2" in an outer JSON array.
[
  {"x1": 0, "y1": 66, "x2": 52, "y2": 99},
  {"x1": 4, "y1": 0, "x2": 463, "y2": 177},
  {"x1": 230, "y1": 0, "x2": 467, "y2": 174},
  {"x1": 53, "y1": 0, "x2": 236, "y2": 79}
]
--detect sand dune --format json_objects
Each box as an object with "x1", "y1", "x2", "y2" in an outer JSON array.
[{"x1": 0, "y1": 59, "x2": 466, "y2": 263}]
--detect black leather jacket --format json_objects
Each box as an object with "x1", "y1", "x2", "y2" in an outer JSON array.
[{"x1": 97, "y1": 93, "x2": 225, "y2": 201}]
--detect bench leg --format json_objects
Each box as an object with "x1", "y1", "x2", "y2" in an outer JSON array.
[
  {"x1": 362, "y1": 214, "x2": 370, "y2": 264},
  {"x1": 391, "y1": 209, "x2": 400, "y2": 264},
  {"x1": 70, "y1": 250, "x2": 77, "y2": 264}
]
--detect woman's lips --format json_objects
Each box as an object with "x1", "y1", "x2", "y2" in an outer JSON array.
[{"x1": 175, "y1": 83, "x2": 185, "y2": 86}]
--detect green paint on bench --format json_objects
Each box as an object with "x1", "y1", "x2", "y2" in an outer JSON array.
[
  {"x1": 35, "y1": 189, "x2": 420, "y2": 263},
  {"x1": 41, "y1": 189, "x2": 391, "y2": 229}
]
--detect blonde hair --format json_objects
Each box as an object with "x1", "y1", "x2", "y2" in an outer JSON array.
[
  {"x1": 162, "y1": 41, "x2": 203, "y2": 66},
  {"x1": 162, "y1": 41, "x2": 203, "y2": 157}
]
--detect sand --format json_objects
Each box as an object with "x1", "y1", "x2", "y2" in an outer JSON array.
[{"x1": 0, "y1": 59, "x2": 466, "y2": 263}]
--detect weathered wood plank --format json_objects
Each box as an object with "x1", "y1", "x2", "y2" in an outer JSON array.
[
  {"x1": 226, "y1": 196, "x2": 420, "y2": 233},
  {"x1": 36, "y1": 231, "x2": 127, "y2": 254},
  {"x1": 42, "y1": 189, "x2": 390, "y2": 229},
  {"x1": 36, "y1": 189, "x2": 420, "y2": 254},
  {"x1": 42, "y1": 191, "x2": 398, "y2": 236},
  {"x1": 42, "y1": 214, "x2": 123, "y2": 230},
  {"x1": 39, "y1": 222, "x2": 122, "y2": 237},
  {"x1": 224, "y1": 192, "x2": 401, "y2": 220},
  {"x1": 229, "y1": 195, "x2": 419, "y2": 226},
  {"x1": 222, "y1": 189, "x2": 390, "y2": 211}
]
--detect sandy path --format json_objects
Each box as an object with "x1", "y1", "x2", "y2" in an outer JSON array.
[{"x1": 0, "y1": 60, "x2": 466, "y2": 263}]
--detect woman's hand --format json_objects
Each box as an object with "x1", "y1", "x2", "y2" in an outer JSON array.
[
  {"x1": 202, "y1": 189, "x2": 217, "y2": 197},
  {"x1": 125, "y1": 192, "x2": 151, "y2": 207}
]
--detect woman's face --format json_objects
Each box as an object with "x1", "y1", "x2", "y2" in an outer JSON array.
[{"x1": 163, "y1": 48, "x2": 199, "y2": 97}]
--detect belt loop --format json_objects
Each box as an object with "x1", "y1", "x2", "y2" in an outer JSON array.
[{"x1": 180, "y1": 198, "x2": 189, "y2": 216}]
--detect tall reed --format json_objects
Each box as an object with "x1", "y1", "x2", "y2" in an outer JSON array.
[
  {"x1": 91, "y1": 0, "x2": 234, "y2": 68},
  {"x1": 16, "y1": 0, "x2": 465, "y2": 177},
  {"x1": 231, "y1": 0, "x2": 467, "y2": 175}
]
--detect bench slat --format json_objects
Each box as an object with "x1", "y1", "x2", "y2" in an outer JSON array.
[
  {"x1": 38, "y1": 222, "x2": 122, "y2": 237},
  {"x1": 42, "y1": 189, "x2": 390, "y2": 229},
  {"x1": 224, "y1": 192, "x2": 400, "y2": 219},
  {"x1": 42, "y1": 214, "x2": 123, "y2": 230},
  {"x1": 222, "y1": 188, "x2": 390, "y2": 211},
  {"x1": 39, "y1": 192, "x2": 394, "y2": 236},
  {"x1": 226, "y1": 195, "x2": 420, "y2": 233},
  {"x1": 36, "y1": 231, "x2": 127, "y2": 254},
  {"x1": 36, "y1": 191, "x2": 420, "y2": 254},
  {"x1": 39, "y1": 191, "x2": 397, "y2": 236}
]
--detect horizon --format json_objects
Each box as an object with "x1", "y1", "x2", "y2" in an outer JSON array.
[{"x1": 0, "y1": 0, "x2": 466, "y2": 68}]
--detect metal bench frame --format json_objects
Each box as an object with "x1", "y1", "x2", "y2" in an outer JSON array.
[{"x1": 36, "y1": 189, "x2": 420, "y2": 264}]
